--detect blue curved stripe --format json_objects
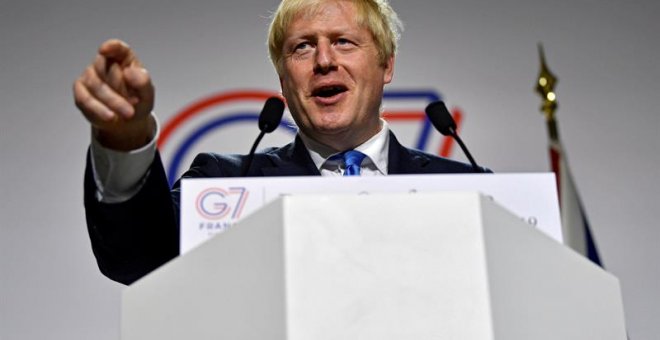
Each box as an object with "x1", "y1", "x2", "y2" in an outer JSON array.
[
  {"x1": 167, "y1": 112, "x2": 297, "y2": 186},
  {"x1": 383, "y1": 90, "x2": 440, "y2": 102}
]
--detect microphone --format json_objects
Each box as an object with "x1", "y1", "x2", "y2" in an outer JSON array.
[
  {"x1": 425, "y1": 101, "x2": 484, "y2": 173},
  {"x1": 241, "y1": 97, "x2": 285, "y2": 176},
  {"x1": 258, "y1": 97, "x2": 285, "y2": 133}
]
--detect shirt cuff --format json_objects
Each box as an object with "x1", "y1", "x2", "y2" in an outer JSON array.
[{"x1": 90, "y1": 114, "x2": 159, "y2": 203}]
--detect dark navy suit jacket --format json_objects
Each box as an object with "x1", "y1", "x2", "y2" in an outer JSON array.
[{"x1": 84, "y1": 132, "x2": 485, "y2": 284}]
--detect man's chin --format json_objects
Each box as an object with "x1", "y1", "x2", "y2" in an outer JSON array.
[
  {"x1": 309, "y1": 125, "x2": 351, "y2": 138},
  {"x1": 306, "y1": 124, "x2": 374, "y2": 150}
]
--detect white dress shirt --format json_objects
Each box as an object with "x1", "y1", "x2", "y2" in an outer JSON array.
[{"x1": 298, "y1": 119, "x2": 390, "y2": 177}]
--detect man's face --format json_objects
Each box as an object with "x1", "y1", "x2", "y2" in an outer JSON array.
[{"x1": 279, "y1": 0, "x2": 394, "y2": 151}]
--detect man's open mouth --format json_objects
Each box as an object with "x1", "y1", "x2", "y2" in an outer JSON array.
[{"x1": 312, "y1": 85, "x2": 348, "y2": 98}]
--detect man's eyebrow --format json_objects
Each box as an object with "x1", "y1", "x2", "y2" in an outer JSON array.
[
  {"x1": 287, "y1": 26, "x2": 359, "y2": 41},
  {"x1": 286, "y1": 32, "x2": 316, "y2": 41}
]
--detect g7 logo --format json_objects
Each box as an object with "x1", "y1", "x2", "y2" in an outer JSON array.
[{"x1": 195, "y1": 187, "x2": 249, "y2": 220}]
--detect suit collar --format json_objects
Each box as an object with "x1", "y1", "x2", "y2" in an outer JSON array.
[{"x1": 257, "y1": 132, "x2": 431, "y2": 176}]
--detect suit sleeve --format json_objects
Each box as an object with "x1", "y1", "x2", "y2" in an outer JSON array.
[{"x1": 84, "y1": 150, "x2": 179, "y2": 285}]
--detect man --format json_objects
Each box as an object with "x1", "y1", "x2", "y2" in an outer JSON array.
[{"x1": 74, "y1": 0, "x2": 483, "y2": 285}]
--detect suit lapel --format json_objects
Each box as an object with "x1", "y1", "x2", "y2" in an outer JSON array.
[
  {"x1": 260, "y1": 135, "x2": 321, "y2": 176},
  {"x1": 387, "y1": 132, "x2": 430, "y2": 174}
]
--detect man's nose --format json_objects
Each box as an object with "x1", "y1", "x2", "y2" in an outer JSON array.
[{"x1": 313, "y1": 41, "x2": 337, "y2": 74}]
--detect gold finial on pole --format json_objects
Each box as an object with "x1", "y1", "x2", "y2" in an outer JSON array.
[{"x1": 535, "y1": 43, "x2": 559, "y2": 140}]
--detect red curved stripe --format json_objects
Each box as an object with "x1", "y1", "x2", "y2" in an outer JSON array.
[
  {"x1": 158, "y1": 90, "x2": 279, "y2": 149},
  {"x1": 382, "y1": 111, "x2": 426, "y2": 120}
]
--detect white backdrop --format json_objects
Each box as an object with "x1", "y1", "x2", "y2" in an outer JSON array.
[{"x1": 1, "y1": 0, "x2": 658, "y2": 339}]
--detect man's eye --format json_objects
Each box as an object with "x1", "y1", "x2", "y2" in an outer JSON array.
[
  {"x1": 336, "y1": 38, "x2": 351, "y2": 45},
  {"x1": 335, "y1": 38, "x2": 356, "y2": 50},
  {"x1": 294, "y1": 42, "x2": 312, "y2": 51}
]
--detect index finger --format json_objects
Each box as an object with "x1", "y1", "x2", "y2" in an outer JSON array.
[{"x1": 98, "y1": 39, "x2": 142, "y2": 68}]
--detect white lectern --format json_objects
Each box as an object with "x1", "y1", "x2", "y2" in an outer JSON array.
[{"x1": 122, "y1": 192, "x2": 626, "y2": 339}]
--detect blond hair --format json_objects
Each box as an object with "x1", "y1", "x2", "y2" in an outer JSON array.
[{"x1": 268, "y1": 0, "x2": 403, "y2": 75}]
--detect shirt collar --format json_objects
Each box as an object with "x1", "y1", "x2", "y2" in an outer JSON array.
[{"x1": 298, "y1": 119, "x2": 390, "y2": 175}]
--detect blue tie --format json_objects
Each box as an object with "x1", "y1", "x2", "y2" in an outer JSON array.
[{"x1": 342, "y1": 150, "x2": 367, "y2": 176}]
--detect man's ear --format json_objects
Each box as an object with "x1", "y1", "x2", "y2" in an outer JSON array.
[
  {"x1": 383, "y1": 55, "x2": 394, "y2": 84},
  {"x1": 277, "y1": 77, "x2": 288, "y2": 105}
]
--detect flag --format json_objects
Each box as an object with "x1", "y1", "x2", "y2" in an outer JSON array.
[
  {"x1": 536, "y1": 44, "x2": 602, "y2": 266},
  {"x1": 549, "y1": 140, "x2": 602, "y2": 266}
]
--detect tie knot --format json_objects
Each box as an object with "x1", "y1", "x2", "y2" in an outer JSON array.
[{"x1": 342, "y1": 150, "x2": 366, "y2": 176}]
